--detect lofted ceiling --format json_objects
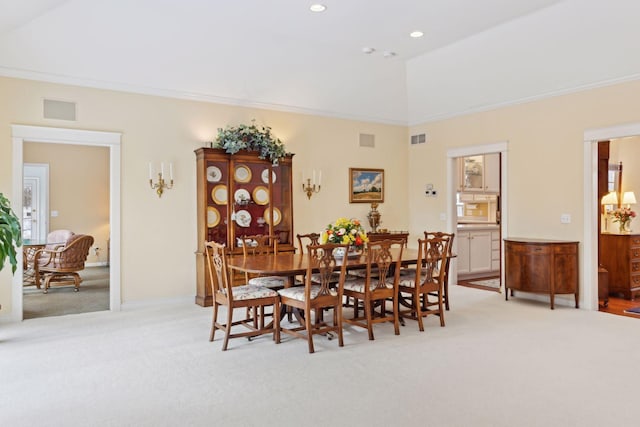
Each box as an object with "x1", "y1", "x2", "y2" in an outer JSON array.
[{"x1": 1, "y1": 0, "x2": 639, "y2": 125}]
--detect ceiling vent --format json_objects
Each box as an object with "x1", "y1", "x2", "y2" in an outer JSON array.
[
  {"x1": 410, "y1": 133, "x2": 426, "y2": 145},
  {"x1": 359, "y1": 133, "x2": 375, "y2": 148},
  {"x1": 43, "y1": 99, "x2": 76, "y2": 121}
]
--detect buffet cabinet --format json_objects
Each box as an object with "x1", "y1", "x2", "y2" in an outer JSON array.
[
  {"x1": 194, "y1": 148, "x2": 294, "y2": 306},
  {"x1": 504, "y1": 238, "x2": 579, "y2": 309},
  {"x1": 599, "y1": 233, "x2": 640, "y2": 300}
]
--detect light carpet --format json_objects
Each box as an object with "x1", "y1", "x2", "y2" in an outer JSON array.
[{"x1": 1, "y1": 285, "x2": 639, "y2": 427}]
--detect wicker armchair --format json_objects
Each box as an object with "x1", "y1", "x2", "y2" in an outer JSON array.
[{"x1": 34, "y1": 234, "x2": 94, "y2": 293}]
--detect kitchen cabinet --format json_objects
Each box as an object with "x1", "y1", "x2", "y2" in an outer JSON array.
[
  {"x1": 599, "y1": 232, "x2": 640, "y2": 300},
  {"x1": 194, "y1": 147, "x2": 295, "y2": 307},
  {"x1": 457, "y1": 229, "x2": 500, "y2": 277},
  {"x1": 457, "y1": 153, "x2": 500, "y2": 193},
  {"x1": 504, "y1": 238, "x2": 579, "y2": 309}
]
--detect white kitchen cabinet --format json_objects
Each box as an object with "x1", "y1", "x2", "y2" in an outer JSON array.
[
  {"x1": 457, "y1": 153, "x2": 500, "y2": 193},
  {"x1": 457, "y1": 230, "x2": 493, "y2": 276}
]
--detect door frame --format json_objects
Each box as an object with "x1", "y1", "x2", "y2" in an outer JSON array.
[
  {"x1": 584, "y1": 122, "x2": 640, "y2": 311},
  {"x1": 11, "y1": 125, "x2": 122, "y2": 321},
  {"x1": 446, "y1": 141, "x2": 508, "y2": 289}
]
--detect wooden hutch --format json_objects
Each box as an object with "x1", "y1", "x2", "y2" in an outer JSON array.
[{"x1": 195, "y1": 148, "x2": 294, "y2": 306}]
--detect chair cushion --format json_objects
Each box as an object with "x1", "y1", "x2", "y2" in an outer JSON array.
[
  {"x1": 248, "y1": 276, "x2": 286, "y2": 288},
  {"x1": 398, "y1": 277, "x2": 418, "y2": 288},
  {"x1": 310, "y1": 272, "x2": 339, "y2": 284},
  {"x1": 348, "y1": 268, "x2": 380, "y2": 279},
  {"x1": 227, "y1": 284, "x2": 278, "y2": 301},
  {"x1": 343, "y1": 278, "x2": 393, "y2": 293},
  {"x1": 278, "y1": 285, "x2": 336, "y2": 302}
]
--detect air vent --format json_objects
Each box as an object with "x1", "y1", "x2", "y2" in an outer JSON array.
[
  {"x1": 359, "y1": 133, "x2": 375, "y2": 148},
  {"x1": 411, "y1": 133, "x2": 426, "y2": 145},
  {"x1": 43, "y1": 99, "x2": 76, "y2": 121}
]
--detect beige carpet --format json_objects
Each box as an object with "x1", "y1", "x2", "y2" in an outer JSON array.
[
  {"x1": 22, "y1": 266, "x2": 109, "y2": 319},
  {"x1": 1, "y1": 285, "x2": 638, "y2": 426}
]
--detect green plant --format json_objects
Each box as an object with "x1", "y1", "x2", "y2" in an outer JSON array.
[
  {"x1": 213, "y1": 120, "x2": 288, "y2": 164},
  {"x1": 0, "y1": 192, "x2": 22, "y2": 274}
]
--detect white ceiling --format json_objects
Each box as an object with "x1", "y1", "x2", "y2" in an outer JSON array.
[{"x1": 1, "y1": 0, "x2": 639, "y2": 125}]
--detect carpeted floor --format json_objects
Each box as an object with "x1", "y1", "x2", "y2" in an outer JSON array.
[{"x1": 22, "y1": 266, "x2": 109, "y2": 319}]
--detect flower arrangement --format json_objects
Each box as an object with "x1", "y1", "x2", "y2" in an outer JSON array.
[
  {"x1": 213, "y1": 120, "x2": 288, "y2": 164},
  {"x1": 611, "y1": 207, "x2": 636, "y2": 232},
  {"x1": 321, "y1": 217, "x2": 368, "y2": 250}
]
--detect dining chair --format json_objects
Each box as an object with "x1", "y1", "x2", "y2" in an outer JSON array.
[
  {"x1": 342, "y1": 239, "x2": 405, "y2": 340},
  {"x1": 205, "y1": 241, "x2": 280, "y2": 351},
  {"x1": 425, "y1": 231, "x2": 455, "y2": 310},
  {"x1": 397, "y1": 235, "x2": 451, "y2": 331},
  {"x1": 276, "y1": 243, "x2": 349, "y2": 353},
  {"x1": 241, "y1": 234, "x2": 287, "y2": 290}
]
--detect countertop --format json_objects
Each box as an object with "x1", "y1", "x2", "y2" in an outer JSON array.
[{"x1": 457, "y1": 223, "x2": 500, "y2": 231}]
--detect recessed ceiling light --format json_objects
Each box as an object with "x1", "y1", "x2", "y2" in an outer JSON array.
[
  {"x1": 383, "y1": 51, "x2": 396, "y2": 58},
  {"x1": 310, "y1": 4, "x2": 326, "y2": 12},
  {"x1": 410, "y1": 31, "x2": 424, "y2": 38},
  {"x1": 362, "y1": 47, "x2": 375, "y2": 54}
]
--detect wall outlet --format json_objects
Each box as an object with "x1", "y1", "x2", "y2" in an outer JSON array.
[{"x1": 560, "y1": 214, "x2": 571, "y2": 224}]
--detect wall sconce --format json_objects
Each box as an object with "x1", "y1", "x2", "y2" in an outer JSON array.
[
  {"x1": 149, "y1": 162, "x2": 174, "y2": 197},
  {"x1": 623, "y1": 191, "x2": 637, "y2": 208},
  {"x1": 302, "y1": 170, "x2": 322, "y2": 199}
]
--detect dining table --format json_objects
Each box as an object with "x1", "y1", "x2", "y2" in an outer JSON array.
[{"x1": 226, "y1": 247, "x2": 421, "y2": 284}]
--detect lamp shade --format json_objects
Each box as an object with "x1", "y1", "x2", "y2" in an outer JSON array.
[
  {"x1": 601, "y1": 191, "x2": 618, "y2": 205},
  {"x1": 623, "y1": 191, "x2": 637, "y2": 205}
]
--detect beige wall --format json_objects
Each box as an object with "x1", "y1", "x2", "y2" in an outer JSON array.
[
  {"x1": 24, "y1": 142, "x2": 109, "y2": 264},
  {"x1": 0, "y1": 76, "x2": 409, "y2": 317}
]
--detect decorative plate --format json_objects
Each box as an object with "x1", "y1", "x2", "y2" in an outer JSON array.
[
  {"x1": 264, "y1": 207, "x2": 281, "y2": 226},
  {"x1": 234, "y1": 164, "x2": 252, "y2": 183},
  {"x1": 234, "y1": 188, "x2": 251, "y2": 204},
  {"x1": 207, "y1": 206, "x2": 220, "y2": 228},
  {"x1": 211, "y1": 184, "x2": 227, "y2": 205},
  {"x1": 252, "y1": 186, "x2": 269, "y2": 205},
  {"x1": 206, "y1": 166, "x2": 222, "y2": 182},
  {"x1": 235, "y1": 210, "x2": 252, "y2": 227},
  {"x1": 261, "y1": 168, "x2": 276, "y2": 184}
]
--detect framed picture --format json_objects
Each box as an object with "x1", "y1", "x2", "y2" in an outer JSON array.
[{"x1": 349, "y1": 168, "x2": 384, "y2": 203}]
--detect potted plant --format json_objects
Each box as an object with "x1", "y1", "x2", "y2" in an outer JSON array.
[
  {"x1": 0, "y1": 192, "x2": 22, "y2": 274},
  {"x1": 213, "y1": 120, "x2": 288, "y2": 164}
]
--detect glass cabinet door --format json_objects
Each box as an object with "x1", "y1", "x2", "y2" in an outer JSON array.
[{"x1": 463, "y1": 155, "x2": 484, "y2": 191}]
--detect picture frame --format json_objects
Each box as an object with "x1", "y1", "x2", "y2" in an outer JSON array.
[{"x1": 349, "y1": 168, "x2": 384, "y2": 203}]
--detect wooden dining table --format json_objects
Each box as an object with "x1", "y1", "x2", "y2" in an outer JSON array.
[{"x1": 226, "y1": 247, "x2": 421, "y2": 283}]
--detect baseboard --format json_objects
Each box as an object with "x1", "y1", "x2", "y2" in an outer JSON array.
[{"x1": 85, "y1": 262, "x2": 108, "y2": 267}]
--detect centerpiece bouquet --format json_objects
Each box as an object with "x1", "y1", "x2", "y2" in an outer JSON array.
[
  {"x1": 611, "y1": 207, "x2": 636, "y2": 232},
  {"x1": 321, "y1": 217, "x2": 368, "y2": 251}
]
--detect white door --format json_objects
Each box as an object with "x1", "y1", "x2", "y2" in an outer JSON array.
[{"x1": 23, "y1": 164, "x2": 49, "y2": 241}]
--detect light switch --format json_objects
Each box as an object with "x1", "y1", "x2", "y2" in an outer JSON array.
[
  {"x1": 51, "y1": 210, "x2": 59, "y2": 217},
  {"x1": 560, "y1": 214, "x2": 571, "y2": 224}
]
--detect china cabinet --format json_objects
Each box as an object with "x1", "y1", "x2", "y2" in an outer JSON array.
[
  {"x1": 194, "y1": 148, "x2": 294, "y2": 306},
  {"x1": 504, "y1": 238, "x2": 579, "y2": 309}
]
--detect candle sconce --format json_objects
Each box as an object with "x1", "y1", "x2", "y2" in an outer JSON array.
[
  {"x1": 302, "y1": 169, "x2": 322, "y2": 200},
  {"x1": 149, "y1": 162, "x2": 174, "y2": 197}
]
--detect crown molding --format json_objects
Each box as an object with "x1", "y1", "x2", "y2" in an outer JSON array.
[{"x1": 0, "y1": 66, "x2": 408, "y2": 127}]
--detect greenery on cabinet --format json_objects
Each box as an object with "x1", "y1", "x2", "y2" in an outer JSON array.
[
  {"x1": 0, "y1": 192, "x2": 22, "y2": 274},
  {"x1": 213, "y1": 120, "x2": 288, "y2": 164}
]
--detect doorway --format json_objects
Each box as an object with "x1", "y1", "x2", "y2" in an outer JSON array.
[
  {"x1": 11, "y1": 125, "x2": 122, "y2": 321},
  {"x1": 447, "y1": 141, "x2": 508, "y2": 292}
]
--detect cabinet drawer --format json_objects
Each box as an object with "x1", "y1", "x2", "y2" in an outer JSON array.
[
  {"x1": 631, "y1": 247, "x2": 640, "y2": 260},
  {"x1": 631, "y1": 236, "x2": 640, "y2": 246},
  {"x1": 508, "y1": 243, "x2": 550, "y2": 255},
  {"x1": 631, "y1": 274, "x2": 640, "y2": 291},
  {"x1": 553, "y1": 244, "x2": 577, "y2": 254},
  {"x1": 632, "y1": 261, "x2": 640, "y2": 274},
  {"x1": 491, "y1": 240, "x2": 500, "y2": 250}
]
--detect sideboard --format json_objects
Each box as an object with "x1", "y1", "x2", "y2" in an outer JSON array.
[{"x1": 504, "y1": 238, "x2": 579, "y2": 309}]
